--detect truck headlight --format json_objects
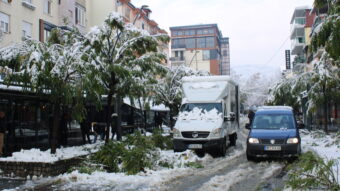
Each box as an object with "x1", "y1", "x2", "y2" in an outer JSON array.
[
  {"x1": 248, "y1": 138, "x2": 259, "y2": 144},
  {"x1": 210, "y1": 128, "x2": 222, "y2": 138},
  {"x1": 173, "y1": 128, "x2": 181, "y2": 138},
  {"x1": 287, "y1": 138, "x2": 299, "y2": 144}
]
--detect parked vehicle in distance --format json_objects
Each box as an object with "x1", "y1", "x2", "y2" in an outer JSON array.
[
  {"x1": 173, "y1": 76, "x2": 240, "y2": 156},
  {"x1": 245, "y1": 106, "x2": 304, "y2": 161}
]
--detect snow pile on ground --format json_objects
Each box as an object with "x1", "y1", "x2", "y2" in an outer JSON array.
[
  {"x1": 0, "y1": 142, "x2": 103, "y2": 163},
  {"x1": 57, "y1": 150, "x2": 213, "y2": 191},
  {"x1": 178, "y1": 108, "x2": 222, "y2": 121},
  {"x1": 300, "y1": 129, "x2": 340, "y2": 180}
]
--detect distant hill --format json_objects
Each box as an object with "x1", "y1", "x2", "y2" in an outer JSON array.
[{"x1": 231, "y1": 64, "x2": 282, "y2": 80}]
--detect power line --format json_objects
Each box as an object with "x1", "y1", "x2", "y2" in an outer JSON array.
[{"x1": 263, "y1": 35, "x2": 290, "y2": 66}]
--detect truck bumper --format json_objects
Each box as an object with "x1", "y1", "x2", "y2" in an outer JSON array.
[{"x1": 173, "y1": 138, "x2": 224, "y2": 151}]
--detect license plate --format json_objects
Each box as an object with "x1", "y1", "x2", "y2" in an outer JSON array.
[
  {"x1": 188, "y1": 144, "x2": 202, "y2": 149},
  {"x1": 265, "y1": 146, "x2": 281, "y2": 151}
]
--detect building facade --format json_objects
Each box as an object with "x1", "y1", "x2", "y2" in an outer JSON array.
[
  {"x1": 0, "y1": 0, "x2": 167, "y2": 50},
  {"x1": 290, "y1": 6, "x2": 315, "y2": 70},
  {"x1": 0, "y1": 0, "x2": 59, "y2": 46},
  {"x1": 169, "y1": 24, "x2": 230, "y2": 75}
]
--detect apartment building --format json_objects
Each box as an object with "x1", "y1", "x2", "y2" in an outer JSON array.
[
  {"x1": 290, "y1": 6, "x2": 316, "y2": 68},
  {"x1": 169, "y1": 24, "x2": 230, "y2": 75},
  {"x1": 0, "y1": 0, "x2": 167, "y2": 52},
  {"x1": 0, "y1": 0, "x2": 59, "y2": 46}
]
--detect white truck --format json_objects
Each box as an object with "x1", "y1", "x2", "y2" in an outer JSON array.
[{"x1": 173, "y1": 76, "x2": 240, "y2": 156}]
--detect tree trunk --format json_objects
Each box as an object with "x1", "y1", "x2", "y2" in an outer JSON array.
[
  {"x1": 116, "y1": 95, "x2": 122, "y2": 141},
  {"x1": 105, "y1": 92, "x2": 113, "y2": 143},
  {"x1": 169, "y1": 107, "x2": 173, "y2": 130},
  {"x1": 323, "y1": 84, "x2": 328, "y2": 134},
  {"x1": 51, "y1": 103, "x2": 61, "y2": 154}
]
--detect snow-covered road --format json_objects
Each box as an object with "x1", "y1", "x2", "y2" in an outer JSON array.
[{"x1": 160, "y1": 127, "x2": 285, "y2": 191}]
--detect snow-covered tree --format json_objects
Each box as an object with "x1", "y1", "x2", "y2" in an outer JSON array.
[
  {"x1": 83, "y1": 12, "x2": 169, "y2": 141},
  {"x1": 153, "y1": 65, "x2": 208, "y2": 128},
  {"x1": 0, "y1": 28, "x2": 89, "y2": 153}
]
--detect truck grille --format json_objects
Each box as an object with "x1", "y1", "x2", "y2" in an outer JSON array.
[
  {"x1": 182, "y1": 131, "x2": 210, "y2": 138},
  {"x1": 260, "y1": 139, "x2": 285, "y2": 144}
]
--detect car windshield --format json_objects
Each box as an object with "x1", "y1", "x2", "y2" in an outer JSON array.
[
  {"x1": 180, "y1": 103, "x2": 222, "y2": 113},
  {"x1": 252, "y1": 114, "x2": 296, "y2": 129}
]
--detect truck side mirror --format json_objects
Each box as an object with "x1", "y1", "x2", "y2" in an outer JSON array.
[
  {"x1": 224, "y1": 116, "x2": 230, "y2": 121},
  {"x1": 245, "y1": 123, "x2": 251, "y2": 130}
]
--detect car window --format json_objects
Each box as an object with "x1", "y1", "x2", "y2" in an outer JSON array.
[{"x1": 252, "y1": 114, "x2": 295, "y2": 129}]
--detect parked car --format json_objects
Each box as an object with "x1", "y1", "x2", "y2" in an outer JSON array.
[{"x1": 245, "y1": 106, "x2": 304, "y2": 161}]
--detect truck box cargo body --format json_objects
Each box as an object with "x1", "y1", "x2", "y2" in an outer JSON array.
[{"x1": 173, "y1": 76, "x2": 240, "y2": 156}]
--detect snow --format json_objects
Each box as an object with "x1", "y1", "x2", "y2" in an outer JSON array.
[
  {"x1": 198, "y1": 164, "x2": 253, "y2": 191},
  {"x1": 300, "y1": 130, "x2": 340, "y2": 181},
  {"x1": 178, "y1": 108, "x2": 222, "y2": 121},
  {"x1": 0, "y1": 142, "x2": 103, "y2": 163},
  {"x1": 55, "y1": 150, "x2": 214, "y2": 191}
]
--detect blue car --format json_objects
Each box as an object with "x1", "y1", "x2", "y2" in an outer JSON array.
[{"x1": 246, "y1": 106, "x2": 304, "y2": 161}]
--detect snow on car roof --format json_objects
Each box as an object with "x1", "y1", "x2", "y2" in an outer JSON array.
[{"x1": 257, "y1": 106, "x2": 293, "y2": 111}]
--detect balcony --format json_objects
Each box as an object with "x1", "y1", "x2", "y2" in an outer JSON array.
[
  {"x1": 291, "y1": 37, "x2": 305, "y2": 55},
  {"x1": 22, "y1": 0, "x2": 35, "y2": 10},
  {"x1": 170, "y1": 57, "x2": 185, "y2": 65}
]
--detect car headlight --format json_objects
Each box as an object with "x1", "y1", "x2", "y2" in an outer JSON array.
[
  {"x1": 287, "y1": 137, "x2": 299, "y2": 144},
  {"x1": 210, "y1": 128, "x2": 222, "y2": 138},
  {"x1": 248, "y1": 138, "x2": 259, "y2": 144},
  {"x1": 173, "y1": 128, "x2": 181, "y2": 138}
]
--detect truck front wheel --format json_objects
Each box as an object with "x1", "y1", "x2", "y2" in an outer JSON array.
[{"x1": 220, "y1": 138, "x2": 227, "y2": 156}]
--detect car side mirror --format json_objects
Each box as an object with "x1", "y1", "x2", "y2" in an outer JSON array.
[
  {"x1": 245, "y1": 123, "x2": 251, "y2": 130},
  {"x1": 173, "y1": 116, "x2": 178, "y2": 120}
]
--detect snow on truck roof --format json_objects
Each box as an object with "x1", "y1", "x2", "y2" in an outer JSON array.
[
  {"x1": 182, "y1": 75, "x2": 238, "y2": 86},
  {"x1": 182, "y1": 76, "x2": 237, "y2": 102}
]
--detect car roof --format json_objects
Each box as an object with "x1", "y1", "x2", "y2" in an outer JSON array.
[{"x1": 256, "y1": 106, "x2": 293, "y2": 115}]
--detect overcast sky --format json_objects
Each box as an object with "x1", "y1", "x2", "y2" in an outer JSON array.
[{"x1": 133, "y1": 0, "x2": 314, "y2": 76}]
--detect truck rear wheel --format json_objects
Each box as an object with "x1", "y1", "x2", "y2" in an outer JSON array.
[{"x1": 229, "y1": 133, "x2": 237, "y2": 146}]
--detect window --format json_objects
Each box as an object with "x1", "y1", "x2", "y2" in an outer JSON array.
[
  {"x1": 294, "y1": 17, "x2": 306, "y2": 25},
  {"x1": 142, "y1": 23, "x2": 145, "y2": 30},
  {"x1": 22, "y1": 21, "x2": 32, "y2": 38},
  {"x1": 0, "y1": 12, "x2": 9, "y2": 33},
  {"x1": 203, "y1": 50, "x2": 210, "y2": 60},
  {"x1": 197, "y1": 37, "x2": 205, "y2": 48},
  {"x1": 1, "y1": 0, "x2": 9, "y2": 3},
  {"x1": 44, "y1": 29, "x2": 50, "y2": 41},
  {"x1": 125, "y1": 7, "x2": 130, "y2": 19},
  {"x1": 75, "y1": 4, "x2": 85, "y2": 26},
  {"x1": 44, "y1": 0, "x2": 51, "y2": 15},
  {"x1": 197, "y1": 29, "x2": 203, "y2": 35},
  {"x1": 22, "y1": 0, "x2": 32, "y2": 3},
  {"x1": 223, "y1": 50, "x2": 228, "y2": 56},
  {"x1": 172, "y1": 31, "x2": 178, "y2": 36},
  {"x1": 177, "y1": 30, "x2": 183, "y2": 36},
  {"x1": 206, "y1": 37, "x2": 215, "y2": 48},
  {"x1": 185, "y1": 38, "x2": 196, "y2": 49}
]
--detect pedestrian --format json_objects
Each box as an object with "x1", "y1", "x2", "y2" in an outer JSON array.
[
  {"x1": 0, "y1": 111, "x2": 6, "y2": 157},
  {"x1": 248, "y1": 109, "x2": 255, "y2": 124},
  {"x1": 155, "y1": 112, "x2": 163, "y2": 129}
]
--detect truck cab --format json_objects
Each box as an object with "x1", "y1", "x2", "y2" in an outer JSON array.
[{"x1": 173, "y1": 76, "x2": 239, "y2": 156}]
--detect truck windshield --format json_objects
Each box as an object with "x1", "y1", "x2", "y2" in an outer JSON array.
[
  {"x1": 180, "y1": 103, "x2": 222, "y2": 113},
  {"x1": 252, "y1": 114, "x2": 296, "y2": 129}
]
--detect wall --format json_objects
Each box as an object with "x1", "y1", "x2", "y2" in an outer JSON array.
[{"x1": 0, "y1": 0, "x2": 59, "y2": 47}]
